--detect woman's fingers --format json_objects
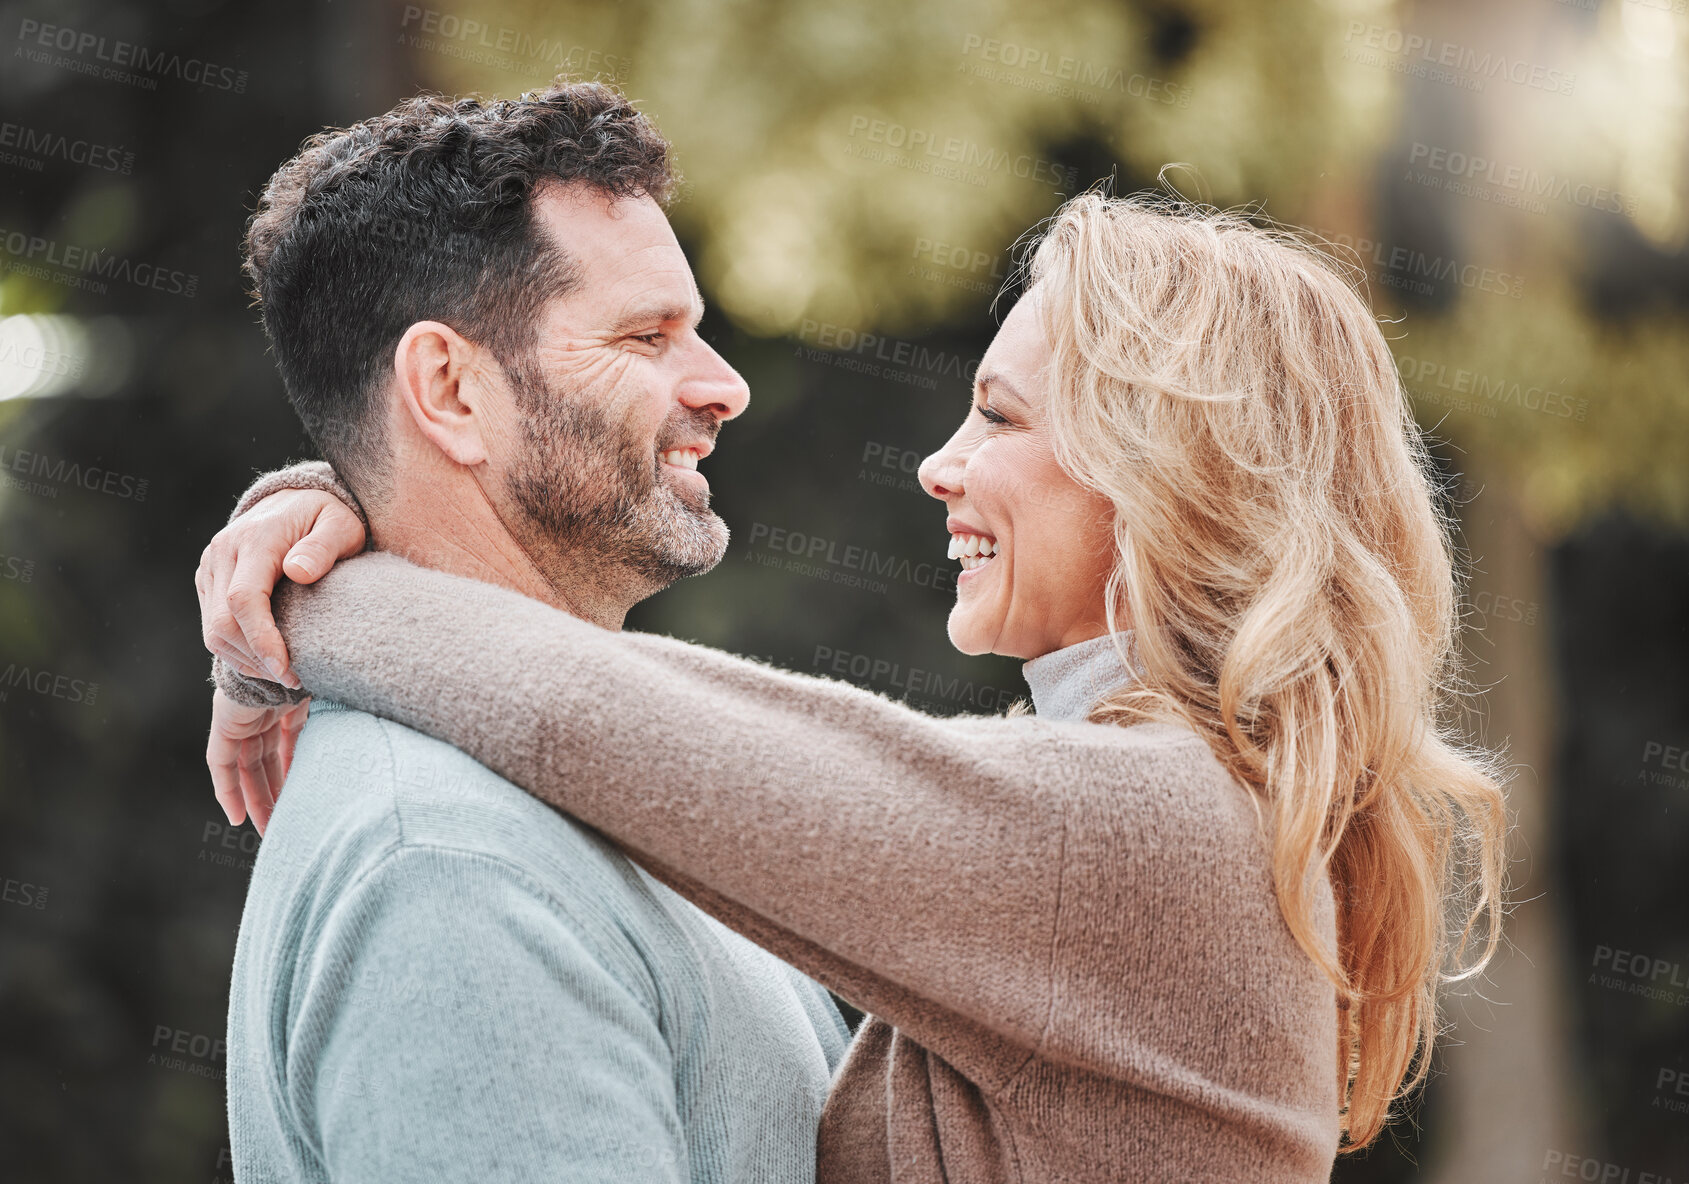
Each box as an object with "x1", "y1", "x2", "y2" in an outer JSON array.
[
  {"x1": 283, "y1": 501, "x2": 366, "y2": 584},
  {"x1": 277, "y1": 699, "x2": 310, "y2": 775},
  {"x1": 208, "y1": 691, "x2": 300, "y2": 833},
  {"x1": 256, "y1": 728, "x2": 287, "y2": 828},
  {"x1": 226, "y1": 543, "x2": 295, "y2": 687},
  {"x1": 208, "y1": 693, "x2": 253, "y2": 826},
  {"x1": 200, "y1": 541, "x2": 271, "y2": 681},
  {"x1": 238, "y1": 732, "x2": 277, "y2": 837},
  {"x1": 209, "y1": 732, "x2": 247, "y2": 827}
]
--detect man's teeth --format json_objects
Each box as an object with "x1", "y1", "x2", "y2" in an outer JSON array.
[
  {"x1": 660, "y1": 448, "x2": 701, "y2": 470},
  {"x1": 948, "y1": 532, "x2": 998, "y2": 570}
]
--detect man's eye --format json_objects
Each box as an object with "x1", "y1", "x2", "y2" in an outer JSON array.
[{"x1": 633, "y1": 332, "x2": 665, "y2": 346}]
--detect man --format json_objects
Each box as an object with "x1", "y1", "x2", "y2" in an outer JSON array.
[{"x1": 199, "y1": 83, "x2": 849, "y2": 1183}]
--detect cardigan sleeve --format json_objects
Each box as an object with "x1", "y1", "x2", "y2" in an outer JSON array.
[{"x1": 223, "y1": 550, "x2": 1089, "y2": 1066}]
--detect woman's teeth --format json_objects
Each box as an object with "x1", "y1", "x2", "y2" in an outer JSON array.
[
  {"x1": 948, "y1": 532, "x2": 998, "y2": 571},
  {"x1": 660, "y1": 448, "x2": 701, "y2": 470}
]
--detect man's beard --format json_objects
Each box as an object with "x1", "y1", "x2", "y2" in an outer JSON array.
[{"x1": 500, "y1": 357, "x2": 729, "y2": 594}]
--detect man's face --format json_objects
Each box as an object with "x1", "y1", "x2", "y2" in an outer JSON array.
[{"x1": 488, "y1": 184, "x2": 749, "y2": 594}]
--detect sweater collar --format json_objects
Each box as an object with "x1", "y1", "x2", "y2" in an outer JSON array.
[{"x1": 1021, "y1": 631, "x2": 1139, "y2": 722}]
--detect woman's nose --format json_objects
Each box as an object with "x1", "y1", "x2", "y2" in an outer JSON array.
[{"x1": 918, "y1": 441, "x2": 964, "y2": 501}]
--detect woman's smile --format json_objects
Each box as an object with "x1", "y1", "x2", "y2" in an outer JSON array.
[{"x1": 947, "y1": 528, "x2": 999, "y2": 575}]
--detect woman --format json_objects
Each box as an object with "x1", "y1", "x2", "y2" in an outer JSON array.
[{"x1": 199, "y1": 192, "x2": 1507, "y2": 1180}]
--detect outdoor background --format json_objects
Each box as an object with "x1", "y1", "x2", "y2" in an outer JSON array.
[{"x1": 1, "y1": 0, "x2": 1686, "y2": 1179}]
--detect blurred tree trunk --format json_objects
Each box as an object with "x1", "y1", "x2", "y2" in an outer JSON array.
[{"x1": 1426, "y1": 468, "x2": 1589, "y2": 1182}]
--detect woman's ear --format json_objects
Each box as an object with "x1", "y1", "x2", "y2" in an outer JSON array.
[{"x1": 391, "y1": 320, "x2": 493, "y2": 467}]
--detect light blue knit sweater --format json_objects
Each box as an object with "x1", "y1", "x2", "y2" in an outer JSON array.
[{"x1": 226, "y1": 699, "x2": 851, "y2": 1183}]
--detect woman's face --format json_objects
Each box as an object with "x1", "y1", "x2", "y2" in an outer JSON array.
[{"x1": 918, "y1": 292, "x2": 1119, "y2": 661}]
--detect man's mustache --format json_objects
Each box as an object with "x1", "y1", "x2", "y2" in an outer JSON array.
[{"x1": 654, "y1": 407, "x2": 722, "y2": 454}]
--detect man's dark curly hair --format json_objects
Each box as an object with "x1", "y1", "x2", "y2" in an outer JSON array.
[{"x1": 243, "y1": 80, "x2": 674, "y2": 504}]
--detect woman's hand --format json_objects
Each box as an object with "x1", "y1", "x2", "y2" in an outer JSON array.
[
  {"x1": 208, "y1": 690, "x2": 312, "y2": 834},
  {"x1": 195, "y1": 488, "x2": 365, "y2": 687}
]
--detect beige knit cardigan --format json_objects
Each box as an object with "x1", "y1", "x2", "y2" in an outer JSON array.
[{"x1": 215, "y1": 474, "x2": 1340, "y2": 1183}]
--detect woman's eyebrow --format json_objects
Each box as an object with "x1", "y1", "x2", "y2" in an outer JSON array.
[{"x1": 975, "y1": 371, "x2": 1027, "y2": 404}]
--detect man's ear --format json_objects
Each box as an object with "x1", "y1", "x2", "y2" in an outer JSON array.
[{"x1": 392, "y1": 321, "x2": 496, "y2": 467}]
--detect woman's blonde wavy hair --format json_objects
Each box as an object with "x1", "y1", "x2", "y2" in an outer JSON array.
[{"x1": 1024, "y1": 189, "x2": 1509, "y2": 1148}]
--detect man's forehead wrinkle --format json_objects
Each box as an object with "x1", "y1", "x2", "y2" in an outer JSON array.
[
  {"x1": 543, "y1": 254, "x2": 694, "y2": 332},
  {"x1": 609, "y1": 243, "x2": 694, "y2": 289},
  {"x1": 584, "y1": 237, "x2": 689, "y2": 284},
  {"x1": 602, "y1": 266, "x2": 704, "y2": 331}
]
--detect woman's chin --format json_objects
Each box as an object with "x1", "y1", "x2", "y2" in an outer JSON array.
[{"x1": 946, "y1": 605, "x2": 996, "y2": 657}]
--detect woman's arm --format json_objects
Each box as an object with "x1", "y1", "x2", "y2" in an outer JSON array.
[
  {"x1": 224, "y1": 551, "x2": 1094, "y2": 1061},
  {"x1": 198, "y1": 462, "x2": 368, "y2": 828}
]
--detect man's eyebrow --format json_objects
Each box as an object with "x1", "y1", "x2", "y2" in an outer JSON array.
[{"x1": 607, "y1": 293, "x2": 705, "y2": 336}]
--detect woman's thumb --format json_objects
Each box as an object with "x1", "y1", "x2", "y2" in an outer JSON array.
[{"x1": 282, "y1": 510, "x2": 364, "y2": 583}]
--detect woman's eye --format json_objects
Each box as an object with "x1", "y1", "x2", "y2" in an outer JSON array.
[{"x1": 977, "y1": 404, "x2": 1009, "y2": 425}]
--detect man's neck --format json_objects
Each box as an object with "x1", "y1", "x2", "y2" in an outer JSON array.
[{"x1": 370, "y1": 499, "x2": 637, "y2": 632}]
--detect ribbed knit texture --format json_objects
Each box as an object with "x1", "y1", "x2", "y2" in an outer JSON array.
[
  {"x1": 226, "y1": 697, "x2": 850, "y2": 1183},
  {"x1": 217, "y1": 464, "x2": 1342, "y2": 1182},
  {"x1": 1020, "y1": 631, "x2": 1140, "y2": 721}
]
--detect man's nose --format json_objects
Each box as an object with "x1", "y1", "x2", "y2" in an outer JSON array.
[{"x1": 680, "y1": 336, "x2": 751, "y2": 422}]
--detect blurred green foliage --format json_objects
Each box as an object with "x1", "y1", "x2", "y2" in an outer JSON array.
[{"x1": 419, "y1": 0, "x2": 1687, "y2": 535}]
